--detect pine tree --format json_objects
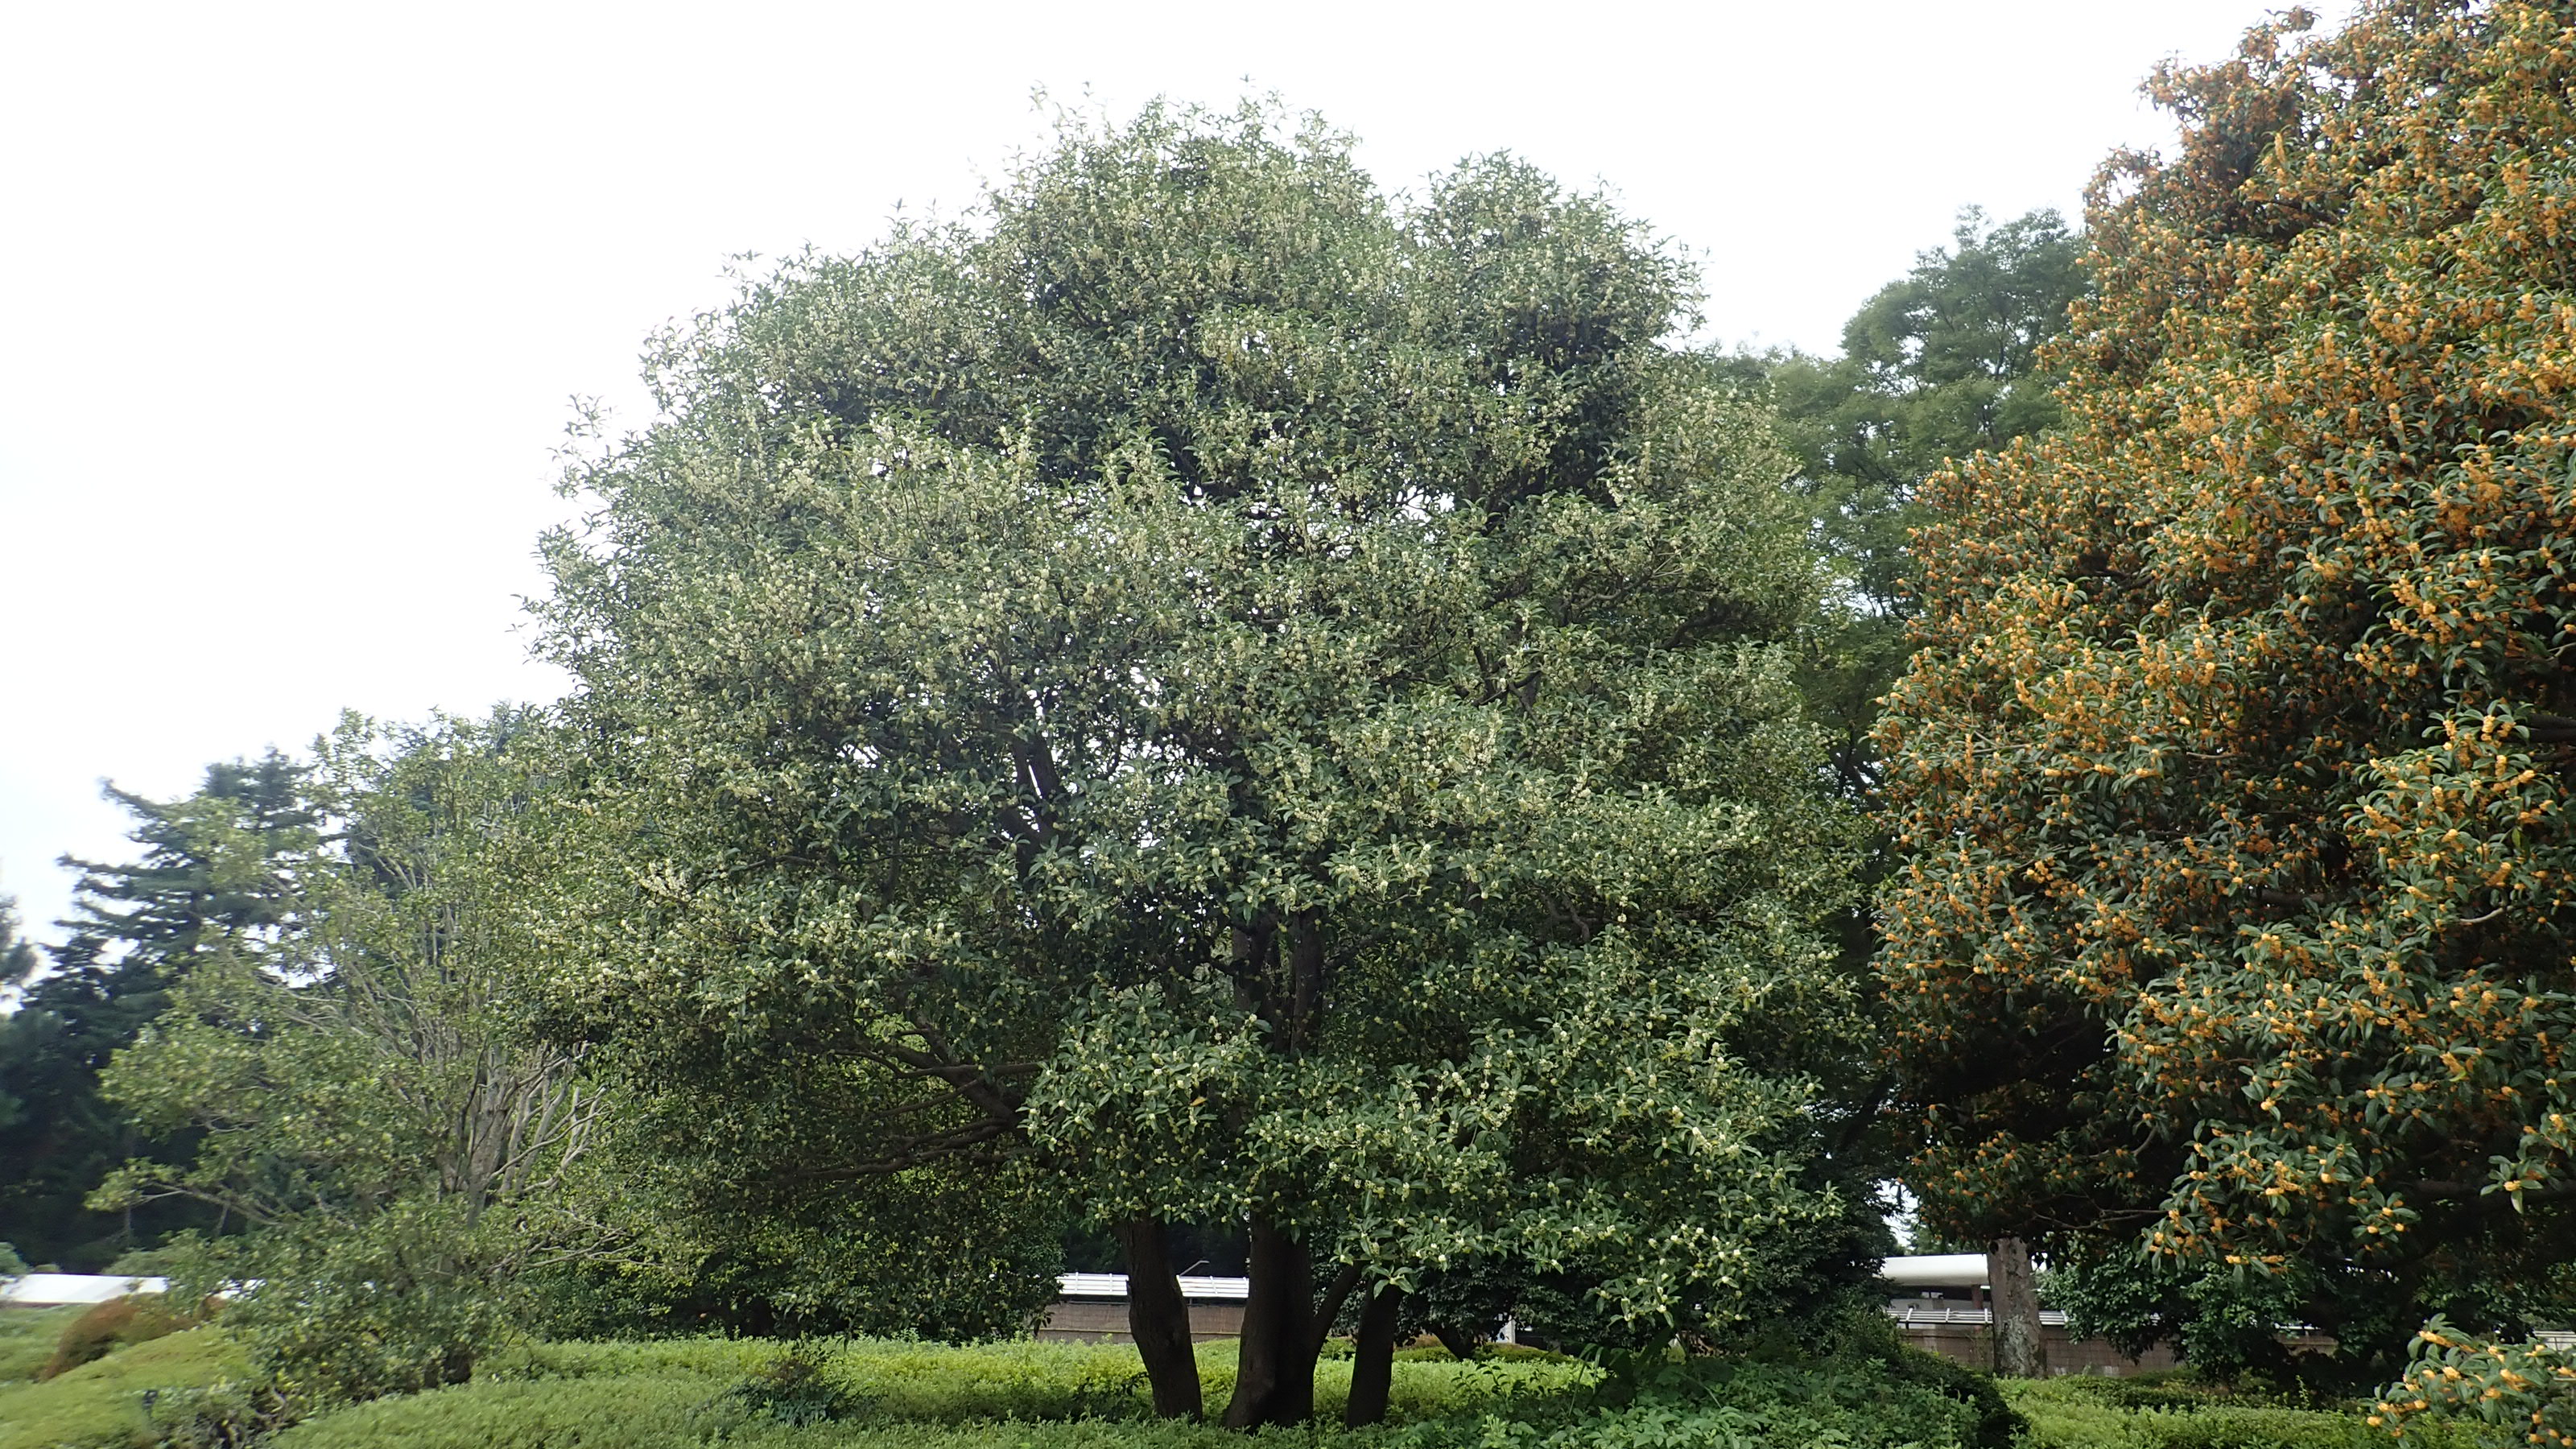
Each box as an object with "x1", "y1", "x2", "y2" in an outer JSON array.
[{"x1": 0, "y1": 752, "x2": 318, "y2": 1267}]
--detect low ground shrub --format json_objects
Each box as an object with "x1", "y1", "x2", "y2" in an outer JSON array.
[
  {"x1": 279, "y1": 1381, "x2": 1335, "y2": 1449},
  {"x1": 0, "y1": 1326, "x2": 2435, "y2": 1449},
  {"x1": 491, "y1": 1335, "x2": 782, "y2": 1380},
  {"x1": 270, "y1": 1374, "x2": 753, "y2": 1449},
  {"x1": 1374, "y1": 1351, "x2": 2017, "y2": 1449},
  {"x1": 143, "y1": 1377, "x2": 296, "y2": 1449},
  {"x1": 490, "y1": 1335, "x2": 1587, "y2": 1428},
  {"x1": 1388, "y1": 1344, "x2": 1567, "y2": 1364},
  {"x1": 734, "y1": 1347, "x2": 875, "y2": 1426},
  {"x1": 0, "y1": 1327, "x2": 250, "y2": 1449},
  {"x1": 2004, "y1": 1375, "x2": 2479, "y2": 1449},
  {"x1": 39, "y1": 1293, "x2": 200, "y2": 1380}
]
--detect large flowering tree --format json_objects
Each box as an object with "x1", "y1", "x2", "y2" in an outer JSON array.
[
  {"x1": 538, "y1": 105, "x2": 1871, "y2": 1427},
  {"x1": 1881, "y1": 0, "x2": 2576, "y2": 1384}
]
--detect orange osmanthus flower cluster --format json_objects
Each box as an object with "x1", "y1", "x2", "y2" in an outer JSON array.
[
  {"x1": 2376, "y1": 1318, "x2": 2576, "y2": 1444},
  {"x1": 1880, "y1": 0, "x2": 2576, "y2": 1306}
]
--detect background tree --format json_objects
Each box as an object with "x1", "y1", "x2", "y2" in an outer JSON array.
[
  {"x1": 0, "y1": 754, "x2": 316, "y2": 1269},
  {"x1": 0, "y1": 894, "x2": 43, "y2": 1267},
  {"x1": 1879, "y1": 0, "x2": 2576, "y2": 1385},
  {"x1": 1747, "y1": 207, "x2": 2087, "y2": 794},
  {"x1": 1734, "y1": 204, "x2": 2089, "y2": 1377},
  {"x1": 539, "y1": 102, "x2": 1872, "y2": 1428},
  {"x1": 101, "y1": 714, "x2": 607, "y2": 1402}
]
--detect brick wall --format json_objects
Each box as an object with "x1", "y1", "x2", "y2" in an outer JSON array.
[
  {"x1": 1898, "y1": 1321, "x2": 2180, "y2": 1377},
  {"x1": 1038, "y1": 1298, "x2": 1246, "y2": 1344}
]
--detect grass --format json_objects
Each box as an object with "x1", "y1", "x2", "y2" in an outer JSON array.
[
  {"x1": 0, "y1": 1326, "x2": 251, "y2": 1449},
  {"x1": 485, "y1": 1336, "x2": 1591, "y2": 1426},
  {"x1": 0, "y1": 1319, "x2": 2460, "y2": 1449},
  {"x1": 0, "y1": 1304, "x2": 85, "y2": 1384}
]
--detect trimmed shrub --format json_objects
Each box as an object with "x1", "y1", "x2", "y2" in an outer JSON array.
[
  {"x1": 490, "y1": 1335, "x2": 1587, "y2": 1429},
  {"x1": 0, "y1": 1327, "x2": 250, "y2": 1449},
  {"x1": 145, "y1": 1377, "x2": 295, "y2": 1449},
  {"x1": 281, "y1": 1381, "x2": 1340, "y2": 1449},
  {"x1": 37, "y1": 1294, "x2": 199, "y2": 1380},
  {"x1": 271, "y1": 1374, "x2": 749, "y2": 1449},
  {"x1": 2005, "y1": 1376, "x2": 2483, "y2": 1449},
  {"x1": 0, "y1": 1306, "x2": 83, "y2": 1384},
  {"x1": 733, "y1": 1348, "x2": 873, "y2": 1426}
]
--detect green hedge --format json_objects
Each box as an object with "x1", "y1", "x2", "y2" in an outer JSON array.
[
  {"x1": 0, "y1": 1323, "x2": 2438, "y2": 1449},
  {"x1": 0, "y1": 1327, "x2": 251, "y2": 1449},
  {"x1": 278, "y1": 1380, "x2": 1332, "y2": 1449},
  {"x1": 273, "y1": 1375, "x2": 753, "y2": 1449},
  {"x1": 482, "y1": 1336, "x2": 1588, "y2": 1428},
  {"x1": 2002, "y1": 1377, "x2": 2480, "y2": 1449}
]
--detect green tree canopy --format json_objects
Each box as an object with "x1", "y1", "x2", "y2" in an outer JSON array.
[
  {"x1": 99, "y1": 714, "x2": 605, "y2": 1401},
  {"x1": 1880, "y1": 0, "x2": 2576, "y2": 1384},
  {"x1": 0, "y1": 753, "x2": 316, "y2": 1269},
  {"x1": 539, "y1": 102, "x2": 1870, "y2": 1427},
  {"x1": 1756, "y1": 208, "x2": 2087, "y2": 791}
]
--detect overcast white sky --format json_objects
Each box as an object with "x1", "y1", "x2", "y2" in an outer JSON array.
[{"x1": 0, "y1": 0, "x2": 2329, "y2": 943}]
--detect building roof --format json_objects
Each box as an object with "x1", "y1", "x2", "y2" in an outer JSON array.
[{"x1": 1, "y1": 1273, "x2": 169, "y2": 1306}]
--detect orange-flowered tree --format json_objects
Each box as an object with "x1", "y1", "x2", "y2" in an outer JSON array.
[{"x1": 1879, "y1": 0, "x2": 2576, "y2": 1381}]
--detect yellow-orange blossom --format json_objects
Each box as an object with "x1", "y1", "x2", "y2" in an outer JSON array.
[{"x1": 1880, "y1": 0, "x2": 2576, "y2": 1318}]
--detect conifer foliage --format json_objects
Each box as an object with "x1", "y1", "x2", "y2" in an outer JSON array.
[
  {"x1": 0, "y1": 754, "x2": 316, "y2": 1269},
  {"x1": 1881, "y1": 0, "x2": 2576, "y2": 1357}
]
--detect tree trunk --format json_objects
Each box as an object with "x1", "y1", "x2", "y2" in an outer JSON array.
[
  {"x1": 1115, "y1": 1216, "x2": 1203, "y2": 1420},
  {"x1": 1989, "y1": 1236, "x2": 2048, "y2": 1378},
  {"x1": 1307, "y1": 1263, "x2": 1363, "y2": 1360},
  {"x1": 1221, "y1": 1218, "x2": 1317, "y2": 1428},
  {"x1": 1426, "y1": 1319, "x2": 1479, "y2": 1361},
  {"x1": 1344, "y1": 1284, "x2": 1405, "y2": 1428}
]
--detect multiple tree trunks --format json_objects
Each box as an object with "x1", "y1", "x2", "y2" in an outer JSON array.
[
  {"x1": 1988, "y1": 1236, "x2": 2047, "y2": 1378},
  {"x1": 1113, "y1": 1212, "x2": 1410, "y2": 1428},
  {"x1": 1116, "y1": 1216, "x2": 1203, "y2": 1421},
  {"x1": 548, "y1": 101, "x2": 1861, "y2": 1432}
]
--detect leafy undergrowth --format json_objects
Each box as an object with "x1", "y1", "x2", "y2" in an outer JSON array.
[
  {"x1": 278, "y1": 1381, "x2": 1301, "y2": 1449},
  {"x1": 2002, "y1": 1374, "x2": 2481, "y2": 1448},
  {"x1": 0, "y1": 1326, "x2": 251, "y2": 1449},
  {"x1": 478, "y1": 1335, "x2": 1591, "y2": 1427},
  {"x1": 0, "y1": 1325, "x2": 2449, "y2": 1449},
  {"x1": 278, "y1": 1339, "x2": 2024, "y2": 1448},
  {"x1": 0, "y1": 1305, "x2": 85, "y2": 1384}
]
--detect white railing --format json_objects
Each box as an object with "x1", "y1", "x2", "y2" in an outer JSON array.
[{"x1": 1885, "y1": 1305, "x2": 2068, "y2": 1327}]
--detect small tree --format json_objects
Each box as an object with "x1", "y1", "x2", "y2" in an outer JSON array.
[
  {"x1": 100, "y1": 714, "x2": 606, "y2": 1401},
  {"x1": 1880, "y1": 0, "x2": 2576, "y2": 1381},
  {"x1": 541, "y1": 103, "x2": 1868, "y2": 1426}
]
